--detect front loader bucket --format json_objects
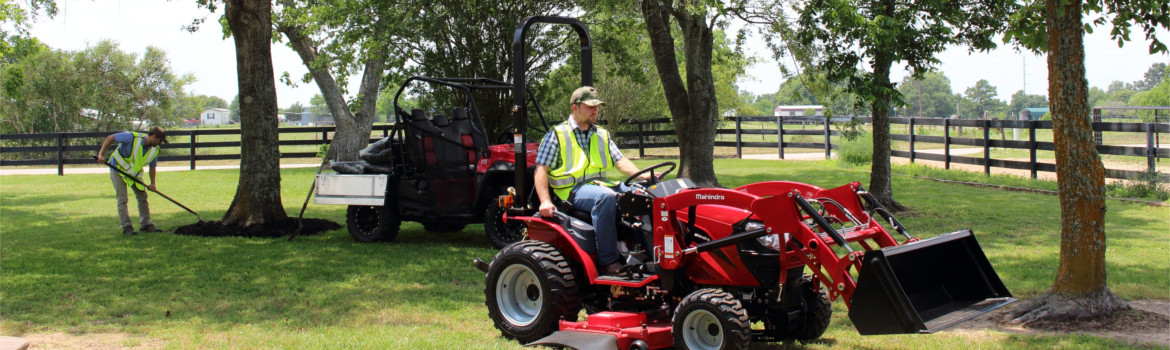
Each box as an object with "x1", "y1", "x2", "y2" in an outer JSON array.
[{"x1": 848, "y1": 229, "x2": 1014, "y2": 335}]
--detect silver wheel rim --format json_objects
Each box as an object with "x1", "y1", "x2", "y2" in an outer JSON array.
[
  {"x1": 682, "y1": 309, "x2": 722, "y2": 350},
  {"x1": 496, "y1": 264, "x2": 542, "y2": 327}
]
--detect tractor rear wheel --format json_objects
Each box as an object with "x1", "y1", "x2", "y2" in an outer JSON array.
[
  {"x1": 484, "y1": 241, "x2": 580, "y2": 343},
  {"x1": 485, "y1": 200, "x2": 526, "y2": 249},
  {"x1": 672, "y1": 289, "x2": 750, "y2": 350},
  {"x1": 346, "y1": 205, "x2": 400, "y2": 242}
]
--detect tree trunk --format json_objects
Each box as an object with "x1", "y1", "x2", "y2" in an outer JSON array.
[
  {"x1": 1007, "y1": 0, "x2": 1128, "y2": 323},
  {"x1": 220, "y1": 0, "x2": 288, "y2": 226},
  {"x1": 280, "y1": 24, "x2": 383, "y2": 162},
  {"x1": 640, "y1": 0, "x2": 719, "y2": 187},
  {"x1": 866, "y1": 0, "x2": 905, "y2": 212}
]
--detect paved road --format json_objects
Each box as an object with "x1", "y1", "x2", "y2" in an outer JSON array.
[{"x1": 741, "y1": 147, "x2": 985, "y2": 160}]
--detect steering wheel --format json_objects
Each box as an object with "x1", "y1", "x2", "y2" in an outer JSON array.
[{"x1": 623, "y1": 161, "x2": 677, "y2": 187}]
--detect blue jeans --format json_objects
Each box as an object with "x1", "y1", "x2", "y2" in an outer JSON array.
[{"x1": 569, "y1": 184, "x2": 619, "y2": 265}]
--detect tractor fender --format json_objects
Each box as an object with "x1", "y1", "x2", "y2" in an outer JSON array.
[{"x1": 509, "y1": 214, "x2": 601, "y2": 280}]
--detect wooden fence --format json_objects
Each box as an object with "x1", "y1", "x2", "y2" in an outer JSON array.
[
  {"x1": 3, "y1": 117, "x2": 1166, "y2": 182},
  {"x1": 890, "y1": 118, "x2": 1168, "y2": 181},
  {"x1": 613, "y1": 116, "x2": 848, "y2": 159},
  {"x1": 0, "y1": 125, "x2": 396, "y2": 175}
]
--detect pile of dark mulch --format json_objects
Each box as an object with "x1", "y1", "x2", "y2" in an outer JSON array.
[
  {"x1": 1024, "y1": 307, "x2": 1170, "y2": 334},
  {"x1": 173, "y1": 218, "x2": 341, "y2": 238}
]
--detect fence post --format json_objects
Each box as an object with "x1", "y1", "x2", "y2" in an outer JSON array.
[
  {"x1": 1029, "y1": 120, "x2": 1037, "y2": 179},
  {"x1": 1092, "y1": 108, "x2": 1103, "y2": 145},
  {"x1": 1148, "y1": 123, "x2": 1156, "y2": 174},
  {"x1": 824, "y1": 117, "x2": 831, "y2": 159},
  {"x1": 944, "y1": 118, "x2": 951, "y2": 170},
  {"x1": 189, "y1": 131, "x2": 197, "y2": 170},
  {"x1": 909, "y1": 118, "x2": 916, "y2": 163},
  {"x1": 983, "y1": 119, "x2": 991, "y2": 175},
  {"x1": 56, "y1": 133, "x2": 64, "y2": 176},
  {"x1": 735, "y1": 117, "x2": 742, "y2": 159},
  {"x1": 638, "y1": 122, "x2": 645, "y2": 159},
  {"x1": 778, "y1": 116, "x2": 785, "y2": 160}
]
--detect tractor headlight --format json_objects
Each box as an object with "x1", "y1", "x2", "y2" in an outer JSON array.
[{"x1": 744, "y1": 220, "x2": 782, "y2": 251}]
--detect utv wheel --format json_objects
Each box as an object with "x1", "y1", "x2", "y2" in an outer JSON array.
[
  {"x1": 346, "y1": 205, "x2": 400, "y2": 242},
  {"x1": 484, "y1": 241, "x2": 580, "y2": 343},
  {"x1": 672, "y1": 289, "x2": 750, "y2": 350},
  {"x1": 485, "y1": 200, "x2": 527, "y2": 249},
  {"x1": 422, "y1": 222, "x2": 466, "y2": 233},
  {"x1": 791, "y1": 276, "x2": 832, "y2": 342}
]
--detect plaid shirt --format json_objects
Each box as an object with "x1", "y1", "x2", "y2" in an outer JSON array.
[{"x1": 535, "y1": 116, "x2": 624, "y2": 169}]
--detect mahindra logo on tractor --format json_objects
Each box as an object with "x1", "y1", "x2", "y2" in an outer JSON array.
[{"x1": 695, "y1": 194, "x2": 725, "y2": 201}]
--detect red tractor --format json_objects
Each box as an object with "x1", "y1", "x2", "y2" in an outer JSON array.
[{"x1": 473, "y1": 17, "x2": 1014, "y2": 350}]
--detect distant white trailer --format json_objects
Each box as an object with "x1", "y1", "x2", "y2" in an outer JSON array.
[{"x1": 774, "y1": 105, "x2": 825, "y2": 117}]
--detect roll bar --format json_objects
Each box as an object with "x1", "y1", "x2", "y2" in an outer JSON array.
[{"x1": 511, "y1": 16, "x2": 593, "y2": 209}]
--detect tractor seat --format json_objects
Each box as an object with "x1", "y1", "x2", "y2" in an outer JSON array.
[{"x1": 553, "y1": 197, "x2": 594, "y2": 225}]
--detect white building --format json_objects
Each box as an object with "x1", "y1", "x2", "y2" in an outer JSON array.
[
  {"x1": 201, "y1": 108, "x2": 231, "y2": 126},
  {"x1": 774, "y1": 105, "x2": 825, "y2": 117}
]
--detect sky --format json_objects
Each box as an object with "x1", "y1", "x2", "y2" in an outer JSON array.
[{"x1": 26, "y1": 0, "x2": 1170, "y2": 108}]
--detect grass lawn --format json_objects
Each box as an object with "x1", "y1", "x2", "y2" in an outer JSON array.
[{"x1": 2, "y1": 159, "x2": 1167, "y2": 349}]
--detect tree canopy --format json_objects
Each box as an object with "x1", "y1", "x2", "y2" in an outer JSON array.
[{"x1": 0, "y1": 40, "x2": 192, "y2": 133}]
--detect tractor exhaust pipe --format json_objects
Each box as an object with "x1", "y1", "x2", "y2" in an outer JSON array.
[{"x1": 847, "y1": 229, "x2": 1015, "y2": 334}]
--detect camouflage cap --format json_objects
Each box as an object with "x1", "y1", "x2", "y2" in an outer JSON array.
[{"x1": 570, "y1": 86, "x2": 605, "y2": 107}]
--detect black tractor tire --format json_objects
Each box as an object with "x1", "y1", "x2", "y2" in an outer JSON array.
[
  {"x1": 484, "y1": 200, "x2": 527, "y2": 249},
  {"x1": 484, "y1": 241, "x2": 581, "y2": 344},
  {"x1": 345, "y1": 205, "x2": 400, "y2": 242},
  {"x1": 422, "y1": 222, "x2": 466, "y2": 233},
  {"x1": 790, "y1": 276, "x2": 832, "y2": 342},
  {"x1": 672, "y1": 288, "x2": 751, "y2": 350}
]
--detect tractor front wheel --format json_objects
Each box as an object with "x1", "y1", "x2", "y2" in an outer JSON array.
[
  {"x1": 346, "y1": 205, "x2": 400, "y2": 242},
  {"x1": 484, "y1": 200, "x2": 527, "y2": 249},
  {"x1": 672, "y1": 289, "x2": 750, "y2": 350},
  {"x1": 791, "y1": 276, "x2": 832, "y2": 342},
  {"x1": 484, "y1": 241, "x2": 580, "y2": 343}
]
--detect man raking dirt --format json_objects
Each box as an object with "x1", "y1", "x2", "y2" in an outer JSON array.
[{"x1": 96, "y1": 127, "x2": 171, "y2": 235}]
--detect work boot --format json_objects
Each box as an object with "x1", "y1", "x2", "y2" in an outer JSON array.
[
  {"x1": 141, "y1": 225, "x2": 163, "y2": 233},
  {"x1": 602, "y1": 262, "x2": 624, "y2": 276},
  {"x1": 122, "y1": 226, "x2": 138, "y2": 236}
]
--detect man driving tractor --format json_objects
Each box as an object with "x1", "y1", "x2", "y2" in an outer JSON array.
[{"x1": 533, "y1": 86, "x2": 650, "y2": 276}]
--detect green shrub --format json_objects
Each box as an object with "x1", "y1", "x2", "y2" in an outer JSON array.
[
  {"x1": 1105, "y1": 172, "x2": 1170, "y2": 201},
  {"x1": 837, "y1": 131, "x2": 872, "y2": 166}
]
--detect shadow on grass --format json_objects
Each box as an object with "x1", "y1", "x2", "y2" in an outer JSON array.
[{"x1": 2, "y1": 203, "x2": 500, "y2": 332}]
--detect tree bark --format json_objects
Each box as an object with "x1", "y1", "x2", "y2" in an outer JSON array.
[
  {"x1": 1007, "y1": 0, "x2": 1128, "y2": 323},
  {"x1": 279, "y1": 24, "x2": 383, "y2": 162},
  {"x1": 640, "y1": 0, "x2": 719, "y2": 187},
  {"x1": 221, "y1": 0, "x2": 288, "y2": 226},
  {"x1": 867, "y1": 0, "x2": 905, "y2": 212}
]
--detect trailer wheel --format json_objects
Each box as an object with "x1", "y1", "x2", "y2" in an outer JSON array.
[
  {"x1": 484, "y1": 241, "x2": 580, "y2": 344},
  {"x1": 791, "y1": 276, "x2": 832, "y2": 342},
  {"x1": 672, "y1": 289, "x2": 750, "y2": 350},
  {"x1": 422, "y1": 222, "x2": 466, "y2": 233},
  {"x1": 485, "y1": 200, "x2": 526, "y2": 249},
  {"x1": 346, "y1": 205, "x2": 400, "y2": 242}
]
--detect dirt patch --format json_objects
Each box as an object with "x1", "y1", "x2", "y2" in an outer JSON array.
[
  {"x1": 949, "y1": 299, "x2": 1170, "y2": 348},
  {"x1": 173, "y1": 218, "x2": 340, "y2": 238},
  {"x1": 21, "y1": 332, "x2": 164, "y2": 349}
]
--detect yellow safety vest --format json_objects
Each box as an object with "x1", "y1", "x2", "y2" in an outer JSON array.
[
  {"x1": 548, "y1": 123, "x2": 616, "y2": 200},
  {"x1": 111, "y1": 132, "x2": 159, "y2": 191}
]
